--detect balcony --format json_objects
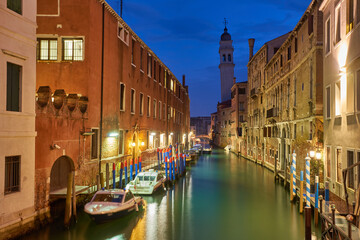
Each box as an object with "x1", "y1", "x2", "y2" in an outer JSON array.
[
  {"x1": 250, "y1": 88, "x2": 258, "y2": 98},
  {"x1": 266, "y1": 107, "x2": 278, "y2": 118}
]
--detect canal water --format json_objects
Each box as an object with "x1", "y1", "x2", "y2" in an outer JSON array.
[{"x1": 24, "y1": 150, "x2": 320, "y2": 240}]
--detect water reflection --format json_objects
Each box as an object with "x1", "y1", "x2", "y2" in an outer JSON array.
[{"x1": 25, "y1": 150, "x2": 320, "y2": 240}]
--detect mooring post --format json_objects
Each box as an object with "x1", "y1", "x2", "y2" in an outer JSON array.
[
  {"x1": 72, "y1": 171, "x2": 77, "y2": 221},
  {"x1": 319, "y1": 195, "x2": 324, "y2": 233},
  {"x1": 139, "y1": 156, "x2": 142, "y2": 172},
  {"x1": 64, "y1": 172, "x2": 73, "y2": 228},
  {"x1": 325, "y1": 181, "x2": 330, "y2": 203},
  {"x1": 100, "y1": 172, "x2": 104, "y2": 189},
  {"x1": 135, "y1": 157, "x2": 138, "y2": 177},
  {"x1": 300, "y1": 171, "x2": 304, "y2": 214},
  {"x1": 331, "y1": 204, "x2": 336, "y2": 240},
  {"x1": 305, "y1": 207, "x2": 311, "y2": 240},
  {"x1": 292, "y1": 151, "x2": 297, "y2": 201},
  {"x1": 96, "y1": 174, "x2": 100, "y2": 191},
  {"x1": 173, "y1": 157, "x2": 176, "y2": 180},
  {"x1": 157, "y1": 148, "x2": 160, "y2": 170},
  {"x1": 315, "y1": 176, "x2": 319, "y2": 226},
  {"x1": 119, "y1": 162, "x2": 123, "y2": 189},
  {"x1": 169, "y1": 156, "x2": 172, "y2": 181},
  {"x1": 165, "y1": 156, "x2": 168, "y2": 180},
  {"x1": 124, "y1": 160, "x2": 128, "y2": 187},
  {"x1": 112, "y1": 163, "x2": 116, "y2": 189},
  {"x1": 130, "y1": 158, "x2": 133, "y2": 181},
  {"x1": 305, "y1": 154, "x2": 311, "y2": 207},
  {"x1": 106, "y1": 163, "x2": 109, "y2": 189},
  {"x1": 346, "y1": 214, "x2": 353, "y2": 239}
]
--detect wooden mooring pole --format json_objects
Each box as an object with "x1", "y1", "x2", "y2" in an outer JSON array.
[
  {"x1": 106, "y1": 163, "x2": 110, "y2": 189},
  {"x1": 72, "y1": 171, "x2": 77, "y2": 222},
  {"x1": 64, "y1": 172, "x2": 73, "y2": 228},
  {"x1": 100, "y1": 172, "x2": 104, "y2": 189},
  {"x1": 299, "y1": 171, "x2": 304, "y2": 214},
  {"x1": 305, "y1": 206, "x2": 311, "y2": 240}
]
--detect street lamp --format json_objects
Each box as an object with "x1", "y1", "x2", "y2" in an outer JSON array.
[{"x1": 310, "y1": 150, "x2": 315, "y2": 158}]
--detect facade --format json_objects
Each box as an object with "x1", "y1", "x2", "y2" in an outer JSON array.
[
  {"x1": 219, "y1": 27, "x2": 235, "y2": 102},
  {"x1": 247, "y1": 0, "x2": 324, "y2": 180},
  {"x1": 190, "y1": 116, "x2": 211, "y2": 136},
  {"x1": 0, "y1": 0, "x2": 37, "y2": 237},
  {"x1": 35, "y1": 0, "x2": 190, "y2": 212},
  {"x1": 214, "y1": 100, "x2": 232, "y2": 147},
  {"x1": 230, "y1": 82, "x2": 248, "y2": 154},
  {"x1": 320, "y1": 0, "x2": 360, "y2": 200}
]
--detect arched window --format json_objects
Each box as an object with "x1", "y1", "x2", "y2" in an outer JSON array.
[
  {"x1": 228, "y1": 54, "x2": 231, "y2": 62},
  {"x1": 223, "y1": 54, "x2": 226, "y2": 62}
]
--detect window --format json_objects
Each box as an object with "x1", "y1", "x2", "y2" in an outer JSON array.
[
  {"x1": 91, "y1": 129, "x2": 99, "y2": 159},
  {"x1": 63, "y1": 39, "x2": 83, "y2": 61},
  {"x1": 7, "y1": 62, "x2": 21, "y2": 112},
  {"x1": 309, "y1": 121, "x2": 313, "y2": 140},
  {"x1": 335, "y1": 4, "x2": 341, "y2": 43},
  {"x1": 228, "y1": 54, "x2": 231, "y2": 62},
  {"x1": 154, "y1": 61, "x2": 156, "y2": 80},
  {"x1": 294, "y1": 37, "x2": 298, "y2": 53},
  {"x1": 159, "y1": 65, "x2": 162, "y2": 84},
  {"x1": 7, "y1": 0, "x2": 21, "y2": 14},
  {"x1": 347, "y1": 0, "x2": 354, "y2": 33},
  {"x1": 294, "y1": 77, "x2": 297, "y2": 106},
  {"x1": 147, "y1": 96, "x2": 151, "y2": 117},
  {"x1": 164, "y1": 71, "x2": 168, "y2": 88},
  {"x1": 287, "y1": 46, "x2": 291, "y2": 60},
  {"x1": 120, "y1": 83, "x2": 125, "y2": 111},
  {"x1": 118, "y1": 130, "x2": 124, "y2": 155},
  {"x1": 239, "y1": 102, "x2": 244, "y2": 111},
  {"x1": 163, "y1": 103, "x2": 166, "y2": 121},
  {"x1": 348, "y1": 150, "x2": 355, "y2": 189},
  {"x1": 130, "y1": 89, "x2": 135, "y2": 114},
  {"x1": 139, "y1": 93, "x2": 144, "y2": 115},
  {"x1": 159, "y1": 101, "x2": 161, "y2": 120},
  {"x1": 124, "y1": 192, "x2": 133, "y2": 202},
  {"x1": 294, "y1": 123, "x2": 297, "y2": 139},
  {"x1": 153, "y1": 99, "x2": 156, "y2": 118},
  {"x1": 131, "y1": 39, "x2": 135, "y2": 65},
  {"x1": 38, "y1": 39, "x2": 58, "y2": 61},
  {"x1": 326, "y1": 86, "x2": 331, "y2": 118},
  {"x1": 325, "y1": 18, "x2": 331, "y2": 54},
  {"x1": 223, "y1": 54, "x2": 226, "y2": 62},
  {"x1": 335, "y1": 81, "x2": 341, "y2": 116},
  {"x1": 168, "y1": 105, "x2": 171, "y2": 120},
  {"x1": 336, "y1": 148, "x2": 342, "y2": 183},
  {"x1": 308, "y1": 14, "x2": 314, "y2": 35},
  {"x1": 326, "y1": 147, "x2": 331, "y2": 178},
  {"x1": 170, "y1": 79, "x2": 174, "y2": 91},
  {"x1": 140, "y1": 47, "x2": 143, "y2": 70},
  {"x1": 239, "y1": 115, "x2": 244, "y2": 122},
  {"x1": 147, "y1": 54, "x2": 152, "y2": 77},
  {"x1": 347, "y1": 72, "x2": 355, "y2": 113},
  {"x1": 238, "y1": 88, "x2": 246, "y2": 94},
  {"x1": 357, "y1": 70, "x2": 360, "y2": 111},
  {"x1": 5, "y1": 156, "x2": 20, "y2": 194}
]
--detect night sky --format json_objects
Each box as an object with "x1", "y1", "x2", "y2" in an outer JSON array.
[{"x1": 107, "y1": 0, "x2": 310, "y2": 117}]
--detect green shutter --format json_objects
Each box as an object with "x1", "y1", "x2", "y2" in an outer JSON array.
[{"x1": 7, "y1": 62, "x2": 20, "y2": 112}]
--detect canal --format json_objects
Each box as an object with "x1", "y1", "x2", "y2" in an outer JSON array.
[{"x1": 24, "y1": 150, "x2": 320, "y2": 239}]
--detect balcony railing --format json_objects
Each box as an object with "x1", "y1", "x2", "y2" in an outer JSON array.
[{"x1": 266, "y1": 107, "x2": 278, "y2": 118}]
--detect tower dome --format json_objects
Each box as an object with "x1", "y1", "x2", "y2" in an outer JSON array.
[{"x1": 221, "y1": 27, "x2": 231, "y2": 41}]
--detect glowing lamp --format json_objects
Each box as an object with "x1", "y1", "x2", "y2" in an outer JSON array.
[
  {"x1": 141, "y1": 142, "x2": 145, "y2": 146},
  {"x1": 131, "y1": 142, "x2": 136, "y2": 147},
  {"x1": 108, "y1": 132, "x2": 119, "y2": 137},
  {"x1": 316, "y1": 151, "x2": 322, "y2": 160},
  {"x1": 309, "y1": 150, "x2": 315, "y2": 158}
]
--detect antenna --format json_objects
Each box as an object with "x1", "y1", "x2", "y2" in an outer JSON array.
[
  {"x1": 120, "y1": 0, "x2": 123, "y2": 17},
  {"x1": 223, "y1": 18, "x2": 228, "y2": 29}
]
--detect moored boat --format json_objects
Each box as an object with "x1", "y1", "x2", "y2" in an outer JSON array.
[
  {"x1": 84, "y1": 189, "x2": 144, "y2": 223},
  {"x1": 126, "y1": 169, "x2": 166, "y2": 195}
]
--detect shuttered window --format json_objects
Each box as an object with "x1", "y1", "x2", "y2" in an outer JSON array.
[{"x1": 7, "y1": 62, "x2": 21, "y2": 112}]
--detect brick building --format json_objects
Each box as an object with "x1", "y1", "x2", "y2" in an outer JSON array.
[
  {"x1": 320, "y1": 0, "x2": 360, "y2": 201},
  {"x1": 247, "y1": 0, "x2": 324, "y2": 179},
  {"x1": 35, "y1": 0, "x2": 190, "y2": 212},
  {"x1": 0, "y1": 0, "x2": 37, "y2": 237},
  {"x1": 190, "y1": 116, "x2": 211, "y2": 136}
]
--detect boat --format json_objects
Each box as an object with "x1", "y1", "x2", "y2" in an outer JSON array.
[
  {"x1": 125, "y1": 169, "x2": 166, "y2": 195},
  {"x1": 84, "y1": 189, "x2": 144, "y2": 223},
  {"x1": 203, "y1": 144, "x2": 212, "y2": 154}
]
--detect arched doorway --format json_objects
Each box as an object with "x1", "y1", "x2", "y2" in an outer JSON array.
[{"x1": 50, "y1": 156, "x2": 75, "y2": 192}]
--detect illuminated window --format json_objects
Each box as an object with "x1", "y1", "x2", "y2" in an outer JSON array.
[
  {"x1": 170, "y1": 79, "x2": 174, "y2": 91},
  {"x1": 336, "y1": 148, "x2": 342, "y2": 183},
  {"x1": 325, "y1": 17, "x2": 331, "y2": 54},
  {"x1": 120, "y1": 83, "x2": 125, "y2": 111},
  {"x1": 346, "y1": 72, "x2": 354, "y2": 113},
  {"x1": 130, "y1": 89, "x2": 135, "y2": 114},
  {"x1": 335, "y1": 81, "x2": 341, "y2": 116},
  {"x1": 63, "y1": 39, "x2": 83, "y2": 61},
  {"x1": 164, "y1": 70, "x2": 167, "y2": 88},
  {"x1": 7, "y1": 0, "x2": 21, "y2": 14},
  {"x1": 347, "y1": 0, "x2": 354, "y2": 33},
  {"x1": 335, "y1": 4, "x2": 341, "y2": 43},
  {"x1": 139, "y1": 93, "x2": 144, "y2": 115},
  {"x1": 38, "y1": 39, "x2": 58, "y2": 61}
]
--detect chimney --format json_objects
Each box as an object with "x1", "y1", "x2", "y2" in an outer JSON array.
[
  {"x1": 248, "y1": 38, "x2": 255, "y2": 61},
  {"x1": 182, "y1": 74, "x2": 185, "y2": 86},
  {"x1": 233, "y1": 77, "x2": 236, "y2": 85}
]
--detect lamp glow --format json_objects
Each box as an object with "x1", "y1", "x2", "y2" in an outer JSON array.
[
  {"x1": 132, "y1": 142, "x2": 136, "y2": 147},
  {"x1": 310, "y1": 150, "x2": 315, "y2": 158},
  {"x1": 141, "y1": 142, "x2": 145, "y2": 146},
  {"x1": 316, "y1": 151, "x2": 321, "y2": 160},
  {"x1": 108, "y1": 132, "x2": 119, "y2": 137}
]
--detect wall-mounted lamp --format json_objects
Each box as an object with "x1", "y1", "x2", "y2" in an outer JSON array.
[
  {"x1": 141, "y1": 142, "x2": 145, "y2": 146},
  {"x1": 309, "y1": 150, "x2": 315, "y2": 158},
  {"x1": 316, "y1": 151, "x2": 322, "y2": 160},
  {"x1": 170, "y1": 132, "x2": 174, "y2": 136},
  {"x1": 50, "y1": 144, "x2": 61, "y2": 150},
  {"x1": 108, "y1": 132, "x2": 119, "y2": 137},
  {"x1": 150, "y1": 132, "x2": 156, "y2": 136},
  {"x1": 132, "y1": 142, "x2": 136, "y2": 147}
]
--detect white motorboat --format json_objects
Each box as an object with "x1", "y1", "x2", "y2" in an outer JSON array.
[{"x1": 126, "y1": 169, "x2": 166, "y2": 195}]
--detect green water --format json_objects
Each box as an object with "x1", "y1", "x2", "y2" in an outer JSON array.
[{"x1": 24, "y1": 150, "x2": 320, "y2": 240}]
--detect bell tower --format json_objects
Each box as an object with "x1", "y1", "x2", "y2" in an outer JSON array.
[{"x1": 219, "y1": 18, "x2": 234, "y2": 102}]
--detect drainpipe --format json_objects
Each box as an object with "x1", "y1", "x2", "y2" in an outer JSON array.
[{"x1": 99, "y1": 3, "x2": 105, "y2": 176}]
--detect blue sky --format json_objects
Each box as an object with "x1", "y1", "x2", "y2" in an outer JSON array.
[{"x1": 107, "y1": 0, "x2": 310, "y2": 116}]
